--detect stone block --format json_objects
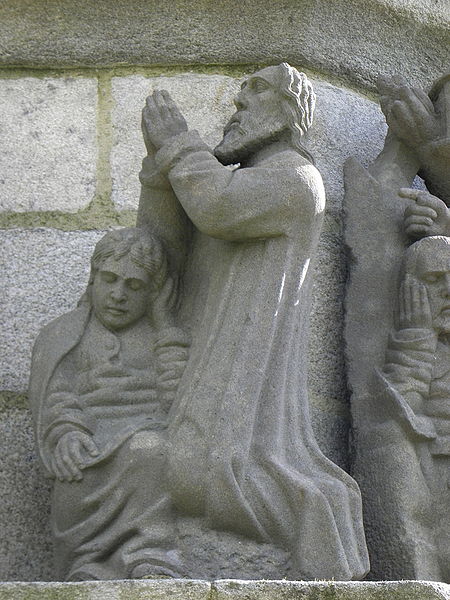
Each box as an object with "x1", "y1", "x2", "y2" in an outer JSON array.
[
  {"x1": 111, "y1": 74, "x2": 386, "y2": 217},
  {"x1": 0, "y1": 229, "x2": 105, "y2": 392},
  {"x1": 0, "y1": 404, "x2": 52, "y2": 581},
  {"x1": 0, "y1": 579, "x2": 211, "y2": 599},
  {"x1": 111, "y1": 74, "x2": 239, "y2": 210},
  {"x1": 0, "y1": 78, "x2": 97, "y2": 213},
  {"x1": 0, "y1": 1, "x2": 448, "y2": 90},
  {"x1": 213, "y1": 579, "x2": 450, "y2": 599}
]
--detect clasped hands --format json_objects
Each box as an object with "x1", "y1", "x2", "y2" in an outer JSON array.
[
  {"x1": 378, "y1": 74, "x2": 442, "y2": 153},
  {"x1": 141, "y1": 89, "x2": 188, "y2": 155}
]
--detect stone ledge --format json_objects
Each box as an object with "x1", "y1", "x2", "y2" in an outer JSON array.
[
  {"x1": 0, "y1": 580, "x2": 448, "y2": 600},
  {"x1": 214, "y1": 580, "x2": 450, "y2": 599},
  {"x1": 0, "y1": 0, "x2": 448, "y2": 90}
]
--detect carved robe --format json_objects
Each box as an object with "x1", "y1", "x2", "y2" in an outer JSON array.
[
  {"x1": 379, "y1": 328, "x2": 450, "y2": 581},
  {"x1": 29, "y1": 305, "x2": 187, "y2": 580},
  {"x1": 139, "y1": 131, "x2": 369, "y2": 580}
]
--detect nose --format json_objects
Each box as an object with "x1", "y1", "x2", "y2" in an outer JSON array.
[
  {"x1": 233, "y1": 90, "x2": 246, "y2": 111},
  {"x1": 110, "y1": 280, "x2": 127, "y2": 302}
]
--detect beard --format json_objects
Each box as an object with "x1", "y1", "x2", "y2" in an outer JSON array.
[{"x1": 214, "y1": 109, "x2": 287, "y2": 166}]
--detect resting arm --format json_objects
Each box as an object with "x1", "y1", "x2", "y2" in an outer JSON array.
[{"x1": 155, "y1": 131, "x2": 324, "y2": 241}]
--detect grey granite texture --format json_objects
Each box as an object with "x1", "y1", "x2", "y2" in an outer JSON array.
[
  {"x1": 0, "y1": 579, "x2": 211, "y2": 599},
  {"x1": 0, "y1": 580, "x2": 448, "y2": 600},
  {"x1": 0, "y1": 405, "x2": 53, "y2": 582},
  {"x1": 111, "y1": 74, "x2": 239, "y2": 210},
  {"x1": 0, "y1": 0, "x2": 448, "y2": 90},
  {"x1": 0, "y1": 78, "x2": 97, "y2": 213},
  {"x1": 134, "y1": 64, "x2": 368, "y2": 581},
  {"x1": 0, "y1": 227, "x2": 352, "y2": 582},
  {"x1": 0, "y1": 229, "x2": 105, "y2": 392},
  {"x1": 345, "y1": 73, "x2": 450, "y2": 582},
  {"x1": 213, "y1": 580, "x2": 450, "y2": 599},
  {"x1": 309, "y1": 231, "x2": 351, "y2": 470},
  {"x1": 111, "y1": 74, "x2": 386, "y2": 216}
]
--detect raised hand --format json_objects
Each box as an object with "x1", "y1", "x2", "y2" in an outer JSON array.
[
  {"x1": 398, "y1": 274, "x2": 433, "y2": 331},
  {"x1": 141, "y1": 90, "x2": 188, "y2": 151},
  {"x1": 378, "y1": 75, "x2": 442, "y2": 151},
  {"x1": 400, "y1": 188, "x2": 450, "y2": 238},
  {"x1": 152, "y1": 275, "x2": 178, "y2": 330},
  {"x1": 52, "y1": 431, "x2": 99, "y2": 482}
]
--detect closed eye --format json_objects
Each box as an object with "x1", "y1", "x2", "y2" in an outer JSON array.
[
  {"x1": 253, "y1": 80, "x2": 269, "y2": 93},
  {"x1": 100, "y1": 271, "x2": 117, "y2": 283},
  {"x1": 422, "y1": 272, "x2": 443, "y2": 284},
  {"x1": 126, "y1": 278, "x2": 146, "y2": 291}
]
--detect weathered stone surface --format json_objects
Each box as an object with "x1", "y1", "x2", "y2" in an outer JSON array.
[
  {"x1": 111, "y1": 74, "x2": 386, "y2": 215},
  {"x1": 309, "y1": 232, "x2": 351, "y2": 470},
  {"x1": 345, "y1": 74, "x2": 450, "y2": 582},
  {"x1": 309, "y1": 81, "x2": 387, "y2": 218},
  {"x1": 0, "y1": 405, "x2": 53, "y2": 582},
  {"x1": 0, "y1": 0, "x2": 448, "y2": 90},
  {"x1": 213, "y1": 579, "x2": 450, "y2": 599},
  {"x1": 111, "y1": 74, "x2": 239, "y2": 210},
  {"x1": 0, "y1": 580, "x2": 448, "y2": 600},
  {"x1": 0, "y1": 579, "x2": 211, "y2": 599},
  {"x1": 0, "y1": 229, "x2": 105, "y2": 392},
  {"x1": 136, "y1": 64, "x2": 369, "y2": 581},
  {"x1": 0, "y1": 78, "x2": 97, "y2": 213}
]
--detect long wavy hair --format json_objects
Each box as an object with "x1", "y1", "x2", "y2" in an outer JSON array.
[{"x1": 277, "y1": 63, "x2": 316, "y2": 164}]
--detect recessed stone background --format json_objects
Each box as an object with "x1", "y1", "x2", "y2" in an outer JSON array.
[{"x1": 1, "y1": 229, "x2": 105, "y2": 393}]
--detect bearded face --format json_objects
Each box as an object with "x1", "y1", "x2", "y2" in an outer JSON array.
[{"x1": 214, "y1": 68, "x2": 289, "y2": 166}]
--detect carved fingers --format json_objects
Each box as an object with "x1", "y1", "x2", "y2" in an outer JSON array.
[
  {"x1": 142, "y1": 90, "x2": 188, "y2": 151},
  {"x1": 398, "y1": 274, "x2": 432, "y2": 330},
  {"x1": 152, "y1": 276, "x2": 177, "y2": 329},
  {"x1": 156, "y1": 345, "x2": 189, "y2": 392},
  {"x1": 52, "y1": 431, "x2": 99, "y2": 483},
  {"x1": 400, "y1": 188, "x2": 450, "y2": 238},
  {"x1": 378, "y1": 75, "x2": 441, "y2": 150}
]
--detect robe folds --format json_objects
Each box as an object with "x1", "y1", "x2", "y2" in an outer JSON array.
[
  {"x1": 378, "y1": 329, "x2": 450, "y2": 581},
  {"x1": 139, "y1": 131, "x2": 369, "y2": 580},
  {"x1": 29, "y1": 306, "x2": 186, "y2": 580}
]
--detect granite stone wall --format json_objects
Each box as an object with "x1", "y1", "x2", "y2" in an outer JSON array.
[{"x1": 0, "y1": 0, "x2": 448, "y2": 583}]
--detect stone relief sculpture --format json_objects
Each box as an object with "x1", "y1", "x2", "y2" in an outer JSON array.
[
  {"x1": 30, "y1": 63, "x2": 369, "y2": 581},
  {"x1": 379, "y1": 236, "x2": 450, "y2": 582},
  {"x1": 137, "y1": 62, "x2": 368, "y2": 581},
  {"x1": 29, "y1": 228, "x2": 189, "y2": 580},
  {"x1": 345, "y1": 72, "x2": 450, "y2": 581}
]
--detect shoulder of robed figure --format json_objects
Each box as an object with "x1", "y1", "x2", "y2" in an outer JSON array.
[
  {"x1": 32, "y1": 305, "x2": 91, "y2": 361},
  {"x1": 260, "y1": 147, "x2": 325, "y2": 211}
]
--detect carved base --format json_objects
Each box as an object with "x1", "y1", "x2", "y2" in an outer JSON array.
[{"x1": 0, "y1": 579, "x2": 448, "y2": 600}]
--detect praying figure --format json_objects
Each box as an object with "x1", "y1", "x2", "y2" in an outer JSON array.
[{"x1": 138, "y1": 63, "x2": 369, "y2": 580}]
